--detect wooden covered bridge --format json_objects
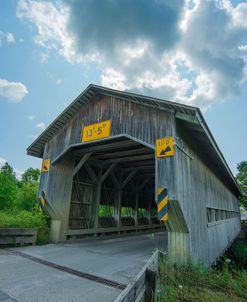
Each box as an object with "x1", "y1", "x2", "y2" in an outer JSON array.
[{"x1": 27, "y1": 84, "x2": 241, "y2": 265}]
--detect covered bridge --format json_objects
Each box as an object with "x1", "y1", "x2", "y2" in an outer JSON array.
[{"x1": 27, "y1": 84, "x2": 241, "y2": 266}]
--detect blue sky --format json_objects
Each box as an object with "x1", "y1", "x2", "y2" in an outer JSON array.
[{"x1": 0, "y1": 0, "x2": 246, "y2": 178}]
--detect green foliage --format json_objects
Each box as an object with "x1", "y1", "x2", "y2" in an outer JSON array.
[
  {"x1": 0, "y1": 162, "x2": 40, "y2": 212},
  {"x1": 0, "y1": 163, "x2": 49, "y2": 244},
  {"x1": 0, "y1": 162, "x2": 18, "y2": 210},
  {"x1": 156, "y1": 257, "x2": 247, "y2": 302},
  {"x1": 121, "y1": 207, "x2": 132, "y2": 217},
  {"x1": 228, "y1": 239, "x2": 247, "y2": 269},
  {"x1": 99, "y1": 205, "x2": 113, "y2": 217},
  {"x1": 0, "y1": 210, "x2": 50, "y2": 244},
  {"x1": 21, "y1": 168, "x2": 40, "y2": 183},
  {"x1": 16, "y1": 181, "x2": 39, "y2": 212},
  {"x1": 236, "y1": 161, "x2": 247, "y2": 209}
]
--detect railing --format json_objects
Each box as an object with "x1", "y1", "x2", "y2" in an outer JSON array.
[{"x1": 0, "y1": 228, "x2": 37, "y2": 246}]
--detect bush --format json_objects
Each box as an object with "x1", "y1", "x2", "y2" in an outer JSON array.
[
  {"x1": 0, "y1": 210, "x2": 50, "y2": 244},
  {"x1": 228, "y1": 239, "x2": 247, "y2": 269},
  {"x1": 156, "y1": 252, "x2": 247, "y2": 302}
]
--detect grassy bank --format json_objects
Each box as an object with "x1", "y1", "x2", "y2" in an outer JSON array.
[
  {"x1": 156, "y1": 239, "x2": 247, "y2": 302},
  {"x1": 0, "y1": 210, "x2": 50, "y2": 244}
]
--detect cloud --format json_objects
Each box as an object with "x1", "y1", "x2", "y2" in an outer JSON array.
[
  {"x1": 0, "y1": 31, "x2": 15, "y2": 47},
  {"x1": 14, "y1": 169, "x2": 24, "y2": 180},
  {"x1": 0, "y1": 78, "x2": 28, "y2": 102},
  {"x1": 28, "y1": 115, "x2": 35, "y2": 120},
  {"x1": 5, "y1": 32, "x2": 15, "y2": 43},
  {"x1": 0, "y1": 157, "x2": 23, "y2": 180},
  {"x1": 30, "y1": 134, "x2": 38, "y2": 141},
  {"x1": 0, "y1": 157, "x2": 7, "y2": 168},
  {"x1": 36, "y1": 122, "x2": 46, "y2": 130},
  {"x1": 16, "y1": 0, "x2": 247, "y2": 111}
]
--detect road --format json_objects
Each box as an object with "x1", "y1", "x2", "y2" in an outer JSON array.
[{"x1": 0, "y1": 232, "x2": 167, "y2": 302}]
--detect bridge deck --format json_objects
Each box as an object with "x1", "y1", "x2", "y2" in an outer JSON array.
[{"x1": 0, "y1": 232, "x2": 167, "y2": 302}]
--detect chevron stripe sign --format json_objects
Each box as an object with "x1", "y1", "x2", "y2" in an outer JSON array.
[
  {"x1": 157, "y1": 187, "x2": 168, "y2": 221},
  {"x1": 39, "y1": 191, "x2": 46, "y2": 207}
]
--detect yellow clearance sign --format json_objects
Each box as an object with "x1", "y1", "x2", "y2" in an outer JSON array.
[
  {"x1": 82, "y1": 120, "x2": 111, "y2": 142},
  {"x1": 41, "y1": 159, "x2": 50, "y2": 172},
  {"x1": 156, "y1": 137, "x2": 174, "y2": 158}
]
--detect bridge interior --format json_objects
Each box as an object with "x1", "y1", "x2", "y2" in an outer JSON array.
[{"x1": 66, "y1": 136, "x2": 165, "y2": 238}]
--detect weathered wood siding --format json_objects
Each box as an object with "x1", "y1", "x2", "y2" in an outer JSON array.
[
  {"x1": 175, "y1": 122, "x2": 241, "y2": 265},
  {"x1": 39, "y1": 94, "x2": 175, "y2": 214}
]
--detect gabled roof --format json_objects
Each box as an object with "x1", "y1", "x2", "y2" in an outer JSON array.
[{"x1": 26, "y1": 84, "x2": 241, "y2": 197}]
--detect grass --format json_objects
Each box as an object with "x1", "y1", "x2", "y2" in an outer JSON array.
[
  {"x1": 0, "y1": 210, "x2": 50, "y2": 244},
  {"x1": 156, "y1": 239, "x2": 247, "y2": 302}
]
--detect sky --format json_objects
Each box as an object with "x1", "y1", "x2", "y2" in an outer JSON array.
[{"x1": 0, "y1": 0, "x2": 246, "y2": 178}]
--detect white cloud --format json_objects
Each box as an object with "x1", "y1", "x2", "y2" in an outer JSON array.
[
  {"x1": 36, "y1": 122, "x2": 46, "y2": 130},
  {"x1": 56, "y1": 79, "x2": 62, "y2": 85},
  {"x1": 16, "y1": 0, "x2": 247, "y2": 111},
  {"x1": 5, "y1": 32, "x2": 15, "y2": 43},
  {"x1": 0, "y1": 31, "x2": 15, "y2": 47},
  {"x1": 0, "y1": 157, "x2": 7, "y2": 168},
  {"x1": 30, "y1": 134, "x2": 38, "y2": 141},
  {"x1": 40, "y1": 52, "x2": 49, "y2": 63},
  {"x1": 15, "y1": 169, "x2": 24, "y2": 180},
  {"x1": 0, "y1": 157, "x2": 23, "y2": 180},
  {"x1": 0, "y1": 78, "x2": 28, "y2": 102},
  {"x1": 28, "y1": 115, "x2": 35, "y2": 120}
]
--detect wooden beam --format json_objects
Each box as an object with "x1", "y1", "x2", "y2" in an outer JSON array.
[
  {"x1": 92, "y1": 169, "x2": 102, "y2": 228},
  {"x1": 74, "y1": 140, "x2": 136, "y2": 154},
  {"x1": 175, "y1": 112, "x2": 199, "y2": 125},
  {"x1": 95, "y1": 147, "x2": 150, "y2": 159},
  {"x1": 87, "y1": 158, "x2": 105, "y2": 168},
  {"x1": 111, "y1": 171, "x2": 120, "y2": 187},
  {"x1": 85, "y1": 163, "x2": 97, "y2": 182},
  {"x1": 73, "y1": 152, "x2": 92, "y2": 177},
  {"x1": 101, "y1": 163, "x2": 118, "y2": 183},
  {"x1": 106, "y1": 154, "x2": 154, "y2": 164},
  {"x1": 114, "y1": 187, "x2": 122, "y2": 227},
  {"x1": 134, "y1": 191, "x2": 139, "y2": 226},
  {"x1": 121, "y1": 170, "x2": 138, "y2": 189},
  {"x1": 137, "y1": 176, "x2": 153, "y2": 192},
  {"x1": 65, "y1": 224, "x2": 165, "y2": 236}
]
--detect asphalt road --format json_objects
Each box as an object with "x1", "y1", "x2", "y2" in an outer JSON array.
[{"x1": 0, "y1": 232, "x2": 167, "y2": 302}]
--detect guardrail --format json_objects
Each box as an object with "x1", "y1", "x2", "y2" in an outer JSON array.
[
  {"x1": 114, "y1": 249, "x2": 165, "y2": 302},
  {"x1": 0, "y1": 228, "x2": 37, "y2": 246}
]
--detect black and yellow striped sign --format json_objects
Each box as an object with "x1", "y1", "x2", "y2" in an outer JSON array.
[
  {"x1": 157, "y1": 187, "x2": 168, "y2": 221},
  {"x1": 39, "y1": 191, "x2": 46, "y2": 207}
]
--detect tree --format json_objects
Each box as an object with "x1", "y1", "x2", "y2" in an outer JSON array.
[
  {"x1": 236, "y1": 161, "x2": 247, "y2": 210},
  {"x1": 0, "y1": 162, "x2": 17, "y2": 210},
  {"x1": 16, "y1": 181, "x2": 39, "y2": 212},
  {"x1": 21, "y1": 168, "x2": 40, "y2": 183}
]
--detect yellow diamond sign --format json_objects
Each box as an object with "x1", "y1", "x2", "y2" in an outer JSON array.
[
  {"x1": 156, "y1": 137, "x2": 174, "y2": 158},
  {"x1": 41, "y1": 159, "x2": 50, "y2": 172}
]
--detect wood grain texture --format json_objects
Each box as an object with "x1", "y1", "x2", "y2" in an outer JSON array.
[{"x1": 175, "y1": 121, "x2": 241, "y2": 265}]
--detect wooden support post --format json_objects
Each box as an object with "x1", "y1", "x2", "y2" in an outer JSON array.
[
  {"x1": 121, "y1": 170, "x2": 138, "y2": 189},
  {"x1": 134, "y1": 190, "x2": 139, "y2": 226},
  {"x1": 101, "y1": 163, "x2": 118, "y2": 183},
  {"x1": 92, "y1": 168, "x2": 102, "y2": 228},
  {"x1": 46, "y1": 153, "x2": 75, "y2": 242},
  {"x1": 115, "y1": 186, "x2": 122, "y2": 227},
  {"x1": 112, "y1": 172, "x2": 122, "y2": 227},
  {"x1": 73, "y1": 152, "x2": 92, "y2": 177},
  {"x1": 147, "y1": 190, "x2": 152, "y2": 225},
  {"x1": 85, "y1": 163, "x2": 97, "y2": 182}
]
